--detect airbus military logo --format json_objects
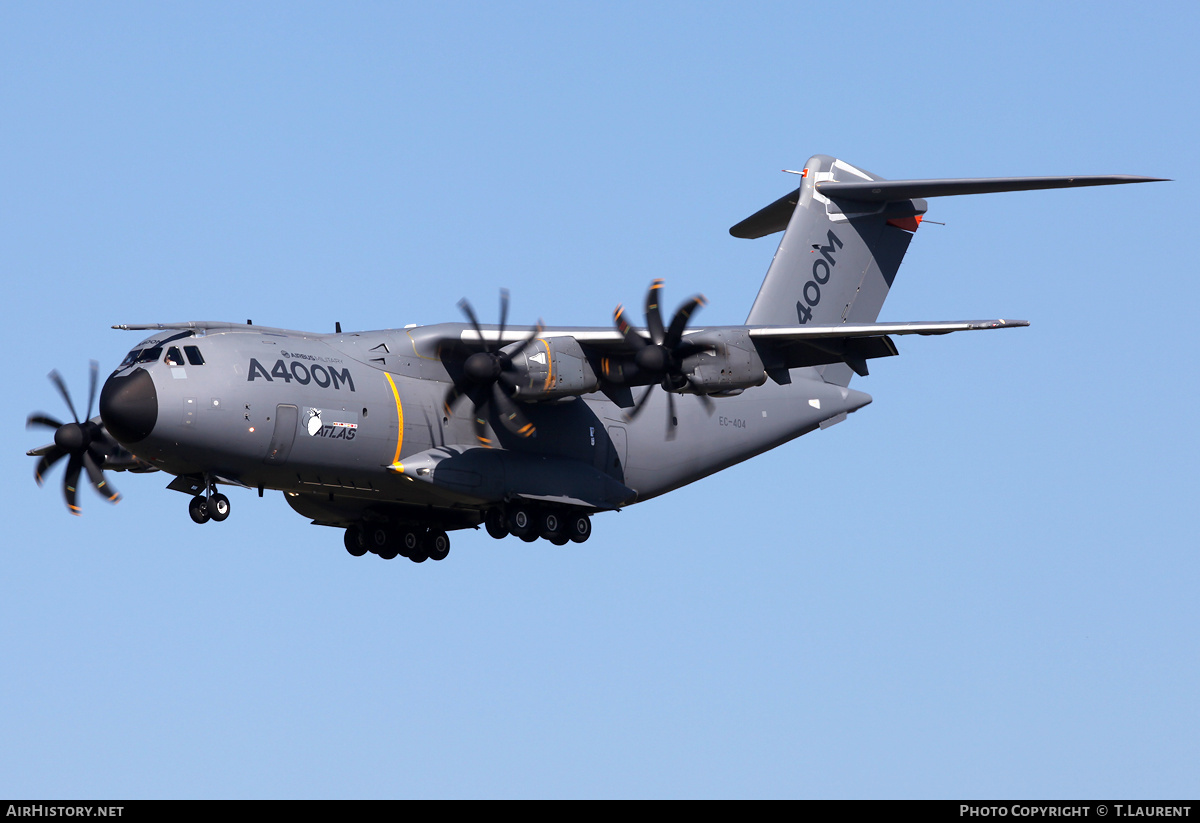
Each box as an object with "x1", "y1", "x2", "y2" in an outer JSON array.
[{"x1": 247, "y1": 358, "x2": 356, "y2": 391}]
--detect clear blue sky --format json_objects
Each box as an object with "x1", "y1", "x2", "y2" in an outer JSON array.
[{"x1": 3, "y1": 1, "x2": 1196, "y2": 798}]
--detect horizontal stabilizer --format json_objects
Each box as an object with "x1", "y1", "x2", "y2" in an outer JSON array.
[
  {"x1": 815, "y1": 175, "x2": 1168, "y2": 203},
  {"x1": 729, "y1": 188, "x2": 801, "y2": 239},
  {"x1": 748, "y1": 318, "x2": 1028, "y2": 340},
  {"x1": 749, "y1": 318, "x2": 1027, "y2": 379}
]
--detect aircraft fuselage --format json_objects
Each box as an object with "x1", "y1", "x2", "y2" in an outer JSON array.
[{"x1": 98, "y1": 322, "x2": 871, "y2": 532}]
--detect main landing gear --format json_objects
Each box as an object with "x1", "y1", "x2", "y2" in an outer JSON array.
[
  {"x1": 485, "y1": 505, "x2": 591, "y2": 545},
  {"x1": 341, "y1": 505, "x2": 590, "y2": 563},
  {"x1": 188, "y1": 477, "x2": 230, "y2": 524},
  {"x1": 343, "y1": 524, "x2": 451, "y2": 563}
]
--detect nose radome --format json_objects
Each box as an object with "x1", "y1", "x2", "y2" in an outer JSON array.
[{"x1": 99, "y1": 368, "x2": 158, "y2": 444}]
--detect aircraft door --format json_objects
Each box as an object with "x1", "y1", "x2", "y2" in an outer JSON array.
[
  {"x1": 264, "y1": 404, "x2": 299, "y2": 465},
  {"x1": 605, "y1": 425, "x2": 628, "y2": 473}
]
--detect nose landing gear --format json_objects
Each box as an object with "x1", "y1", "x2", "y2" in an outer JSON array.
[
  {"x1": 187, "y1": 477, "x2": 230, "y2": 524},
  {"x1": 208, "y1": 493, "x2": 231, "y2": 522},
  {"x1": 188, "y1": 495, "x2": 210, "y2": 524}
]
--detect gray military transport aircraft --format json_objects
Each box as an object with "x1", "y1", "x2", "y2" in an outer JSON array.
[{"x1": 27, "y1": 155, "x2": 1165, "y2": 563}]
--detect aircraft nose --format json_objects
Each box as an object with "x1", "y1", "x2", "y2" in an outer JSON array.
[{"x1": 99, "y1": 367, "x2": 158, "y2": 444}]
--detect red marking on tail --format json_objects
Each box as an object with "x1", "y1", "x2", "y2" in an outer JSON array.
[{"x1": 887, "y1": 215, "x2": 923, "y2": 232}]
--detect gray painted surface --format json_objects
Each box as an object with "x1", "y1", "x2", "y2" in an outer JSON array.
[{"x1": 33, "y1": 156, "x2": 1160, "y2": 545}]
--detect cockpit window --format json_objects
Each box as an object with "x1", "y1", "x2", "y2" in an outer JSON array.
[
  {"x1": 184, "y1": 345, "x2": 205, "y2": 366},
  {"x1": 134, "y1": 347, "x2": 163, "y2": 364},
  {"x1": 165, "y1": 347, "x2": 185, "y2": 366},
  {"x1": 119, "y1": 349, "x2": 140, "y2": 369}
]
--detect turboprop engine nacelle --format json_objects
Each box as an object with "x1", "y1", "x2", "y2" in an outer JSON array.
[
  {"x1": 506, "y1": 336, "x2": 601, "y2": 400},
  {"x1": 682, "y1": 329, "x2": 767, "y2": 394}
]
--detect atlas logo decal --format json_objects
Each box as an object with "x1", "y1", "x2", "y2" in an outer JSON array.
[
  {"x1": 796, "y1": 229, "x2": 843, "y2": 324},
  {"x1": 247, "y1": 358, "x2": 355, "y2": 392},
  {"x1": 303, "y1": 407, "x2": 358, "y2": 440}
]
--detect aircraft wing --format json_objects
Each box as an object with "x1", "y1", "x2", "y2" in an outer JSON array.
[
  {"x1": 449, "y1": 318, "x2": 1023, "y2": 347},
  {"x1": 746, "y1": 318, "x2": 1027, "y2": 338},
  {"x1": 745, "y1": 318, "x2": 1027, "y2": 377},
  {"x1": 448, "y1": 326, "x2": 625, "y2": 346},
  {"x1": 412, "y1": 318, "x2": 1028, "y2": 383}
]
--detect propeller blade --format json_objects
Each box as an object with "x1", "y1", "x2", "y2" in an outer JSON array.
[
  {"x1": 88, "y1": 426, "x2": 117, "y2": 452},
  {"x1": 645, "y1": 279, "x2": 666, "y2": 345},
  {"x1": 457, "y1": 298, "x2": 489, "y2": 352},
  {"x1": 82, "y1": 450, "x2": 121, "y2": 503},
  {"x1": 498, "y1": 288, "x2": 510, "y2": 341},
  {"x1": 624, "y1": 385, "x2": 656, "y2": 422},
  {"x1": 504, "y1": 320, "x2": 545, "y2": 365},
  {"x1": 612, "y1": 281, "x2": 717, "y2": 439},
  {"x1": 443, "y1": 383, "x2": 467, "y2": 419},
  {"x1": 86, "y1": 360, "x2": 99, "y2": 420},
  {"x1": 35, "y1": 446, "x2": 68, "y2": 486},
  {"x1": 32, "y1": 364, "x2": 130, "y2": 513},
  {"x1": 447, "y1": 381, "x2": 490, "y2": 416},
  {"x1": 473, "y1": 408, "x2": 493, "y2": 448},
  {"x1": 86, "y1": 440, "x2": 109, "y2": 466},
  {"x1": 496, "y1": 370, "x2": 520, "y2": 393},
  {"x1": 63, "y1": 452, "x2": 83, "y2": 514},
  {"x1": 27, "y1": 413, "x2": 63, "y2": 431},
  {"x1": 49, "y1": 370, "x2": 80, "y2": 423},
  {"x1": 665, "y1": 295, "x2": 706, "y2": 349},
  {"x1": 491, "y1": 383, "x2": 536, "y2": 437},
  {"x1": 614, "y1": 304, "x2": 647, "y2": 350},
  {"x1": 449, "y1": 291, "x2": 542, "y2": 446}
]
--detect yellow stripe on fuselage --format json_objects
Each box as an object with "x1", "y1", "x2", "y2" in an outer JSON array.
[
  {"x1": 538, "y1": 337, "x2": 553, "y2": 393},
  {"x1": 385, "y1": 373, "x2": 404, "y2": 464}
]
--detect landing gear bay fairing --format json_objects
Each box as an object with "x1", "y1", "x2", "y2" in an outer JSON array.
[{"x1": 27, "y1": 156, "x2": 1165, "y2": 563}]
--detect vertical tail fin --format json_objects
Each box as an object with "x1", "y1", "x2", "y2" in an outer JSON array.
[
  {"x1": 739, "y1": 155, "x2": 925, "y2": 329},
  {"x1": 738, "y1": 155, "x2": 925, "y2": 385},
  {"x1": 734, "y1": 155, "x2": 1165, "y2": 385}
]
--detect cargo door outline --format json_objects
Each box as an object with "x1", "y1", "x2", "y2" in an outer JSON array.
[
  {"x1": 606, "y1": 425, "x2": 628, "y2": 473},
  {"x1": 265, "y1": 404, "x2": 299, "y2": 465}
]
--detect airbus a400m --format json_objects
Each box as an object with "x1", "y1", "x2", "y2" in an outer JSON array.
[{"x1": 26, "y1": 155, "x2": 1164, "y2": 564}]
